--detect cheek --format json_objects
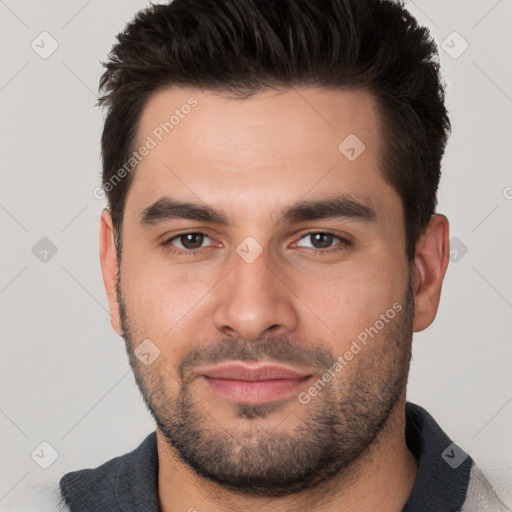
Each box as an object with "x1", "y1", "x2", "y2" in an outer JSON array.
[
  {"x1": 120, "y1": 255, "x2": 214, "y2": 351},
  {"x1": 292, "y1": 258, "x2": 407, "y2": 349}
]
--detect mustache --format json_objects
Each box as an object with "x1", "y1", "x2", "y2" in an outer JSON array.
[{"x1": 178, "y1": 336, "x2": 336, "y2": 381}]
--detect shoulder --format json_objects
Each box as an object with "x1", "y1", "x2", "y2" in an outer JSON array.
[
  {"x1": 57, "y1": 449, "x2": 126, "y2": 509},
  {"x1": 58, "y1": 432, "x2": 159, "y2": 511},
  {"x1": 0, "y1": 477, "x2": 69, "y2": 512},
  {"x1": 461, "y1": 464, "x2": 512, "y2": 512}
]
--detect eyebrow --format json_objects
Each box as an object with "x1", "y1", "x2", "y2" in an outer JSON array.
[{"x1": 139, "y1": 194, "x2": 376, "y2": 227}]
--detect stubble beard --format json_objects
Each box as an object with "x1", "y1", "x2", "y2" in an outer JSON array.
[{"x1": 118, "y1": 282, "x2": 414, "y2": 497}]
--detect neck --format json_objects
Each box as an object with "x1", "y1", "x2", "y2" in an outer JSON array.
[{"x1": 157, "y1": 398, "x2": 418, "y2": 512}]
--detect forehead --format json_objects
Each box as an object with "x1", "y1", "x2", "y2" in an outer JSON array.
[{"x1": 125, "y1": 86, "x2": 398, "y2": 224}]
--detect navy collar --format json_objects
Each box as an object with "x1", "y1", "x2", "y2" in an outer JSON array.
[
  {"x1": 403, "y1": 402, "x2": 472, "y2": 511},
  {"x1": 60, "y1": 433, "x2": 160, "y2": 511}
]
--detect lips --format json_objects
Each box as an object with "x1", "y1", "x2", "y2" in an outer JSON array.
[
  {"x1": 199, "y1": 363, "x2": 312, "y2": 404},
  {"x1": 202, "y1": 364, "x2": 308, "y2": 381}
]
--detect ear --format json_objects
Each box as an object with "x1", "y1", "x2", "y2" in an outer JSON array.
[
  {"x1": 411, "y1": 214, "x2": 450, "y2": 332},
  {"x1": 99, "y1": 209, "x2": 123, "y2": 336}
]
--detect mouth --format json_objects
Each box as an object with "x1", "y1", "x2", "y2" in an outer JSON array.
[{"x1": 198, "y1": 363, "x2": 313, "y2": 404}]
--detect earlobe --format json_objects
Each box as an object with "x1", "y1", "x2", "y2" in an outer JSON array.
[
  {"x1": 99, "y1": 209, "x2": 123, "y2": 336},
  {"x1": 412, "y1": 214, "x2": 450, "y2": 332}
]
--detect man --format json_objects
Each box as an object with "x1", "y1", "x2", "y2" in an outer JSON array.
[{"x1": 4, "y1": 0, "x2": 509, "y2": 510}]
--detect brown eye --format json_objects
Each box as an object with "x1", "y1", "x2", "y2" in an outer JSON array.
[
  {"x1": 309, "y1": 233, "x2": 335, "y2": 249},
  {"x1": 297, "y1": 232, "x2": 344, "y2": 250},
  {"x1": 164, "y1": 232, "x2": 213, "y2": 253},
  {"x1": 178, "y1": 233, "x2": 205, "y2": 249}
]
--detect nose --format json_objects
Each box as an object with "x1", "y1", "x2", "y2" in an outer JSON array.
[{"x1": 212, "y1": 245, "x2": 299, "y2": 342}]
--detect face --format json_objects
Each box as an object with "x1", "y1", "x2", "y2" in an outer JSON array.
[{"x1": 109, "y1": 86, "x2": 415, "y2": 495}]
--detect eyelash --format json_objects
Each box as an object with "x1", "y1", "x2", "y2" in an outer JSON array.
[{"x1": 162, "y1": 231, "x2": 351, "y2": 256}]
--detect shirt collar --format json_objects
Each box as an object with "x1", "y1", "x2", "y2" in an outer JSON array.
[{"x1": 402, "y1": 402, "x2": 472, "y2": 511}]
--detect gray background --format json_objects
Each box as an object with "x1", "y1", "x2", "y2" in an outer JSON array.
[{"x1": 1, "y1": 0, "x2": 511, "y2": 505}]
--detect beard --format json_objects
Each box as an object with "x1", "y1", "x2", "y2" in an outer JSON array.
[{"x1": 118, "y1": 281, "x2": 414, "y2": 497}]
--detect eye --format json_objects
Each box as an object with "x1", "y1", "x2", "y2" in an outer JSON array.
[
  {"x1": 295, "y1": 231, "x2": 350, "y2": 253},
  {"x1": 163, "y1": 232, "x2": 214, "y2": 253},
  {"x1": 162, "y1": 230, "x2": 351, "y2": 257}
]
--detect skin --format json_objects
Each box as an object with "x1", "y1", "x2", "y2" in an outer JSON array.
[{"x1": 99, "y1": 86, "x2": 450, "y2": 511}]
